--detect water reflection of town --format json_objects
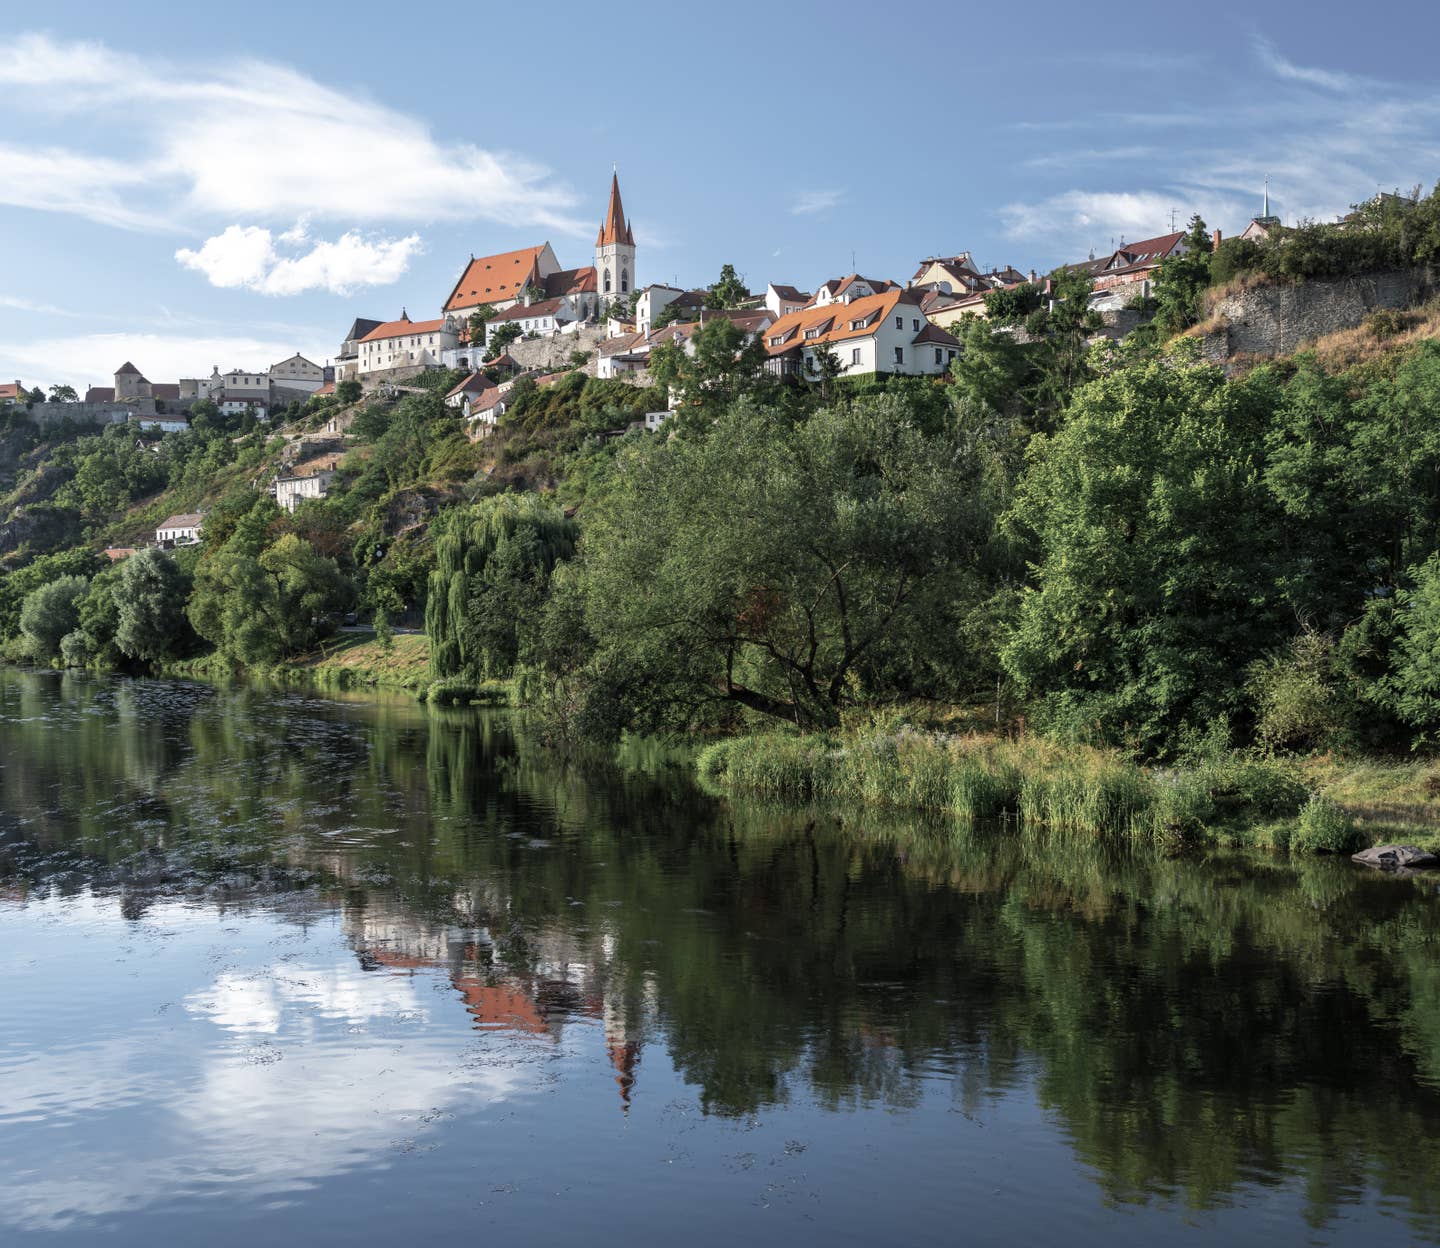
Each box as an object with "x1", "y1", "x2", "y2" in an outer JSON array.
[{"x1": 341, "y1": 888, "x2": 653, "y2": 1112}]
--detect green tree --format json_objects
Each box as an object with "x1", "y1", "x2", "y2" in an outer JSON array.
[
  {"x1": 426, "y1": 494, "x2": 579, "y2": 680},
  {"x1": 649, "y1": 317, "x2": 769, "y2": 422},
  {"x1": 949, "y1": 318, "x2": 1029, "y2": 414},
  {"x1": 485, "y1": 322, "x2": 522, "y2": 359},
  {"x1": 1150, "y1": 214, "x2": 1215, "y2": 336},
  {"x1": 189, "y1": 535, "x2": 351, "y2": 665},
  {"x1": 983, "y1": 283, "x2": 1042, "y2": 325},
  {"x1": 114, "y1": 547, "x2": 191, "y2": 666},
  {"x1": 1002, "y1": 356, "x2": 1280, "y2": 751},
  {"x1": 48, "y1": 384, "x2": 78, "y2": 403},
  {"x1": 336, "y1": 379, "x2": 362, "y2": 405},
  {"x1": 559, "y1": 396, "x2": 998, "y2": 733},
  {"x1": 19, "y1": 574, "x2": 89, "y2": 661},
  {"x1": 705, "y1": 263, "x2": 749, "y2": 310}
]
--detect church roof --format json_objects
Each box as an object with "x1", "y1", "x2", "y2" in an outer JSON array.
[
  {"x1": 544, "y1": 266, "x2": 598, "y2": 297},
  {"x1": 444, "y1": 245, "x2": 548, "y2": 313},
  {"x1": 596, "y1": 172, "x2": 634, "y2": 248}
]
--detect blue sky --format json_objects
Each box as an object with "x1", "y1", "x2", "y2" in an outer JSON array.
[{"x1": 3, "y1": 0, "x2": 1439, "y2": 391}]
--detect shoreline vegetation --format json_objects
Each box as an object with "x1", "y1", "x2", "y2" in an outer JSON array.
[{"x1": 697, "y1": 728, "x2": 1440, "y2": 854}]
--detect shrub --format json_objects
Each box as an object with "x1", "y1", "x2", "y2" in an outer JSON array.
[
  {"x1": 424, "y1": 677, "x2": 484, "y2": 706},
  {"x1": 1290, "y1": 794, "x2": 1359, "y2": 855}
]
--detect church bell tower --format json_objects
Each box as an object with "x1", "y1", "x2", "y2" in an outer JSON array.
[{"x1": 595, "y1": 168, "x2": 636, "y2": 310}]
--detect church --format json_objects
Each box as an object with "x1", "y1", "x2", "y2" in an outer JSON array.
[{"x1": 440, "y1": 172, "x2": 636, "y2": 346}]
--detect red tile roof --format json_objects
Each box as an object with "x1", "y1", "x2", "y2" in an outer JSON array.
[
  {"x1": 445, "y1": 372, "x2": 497, "y2": 400},
  {"x1": 84, "y1": 387, "x2": 116, "y2": 403},
  {"x1": 495, "y1": 298, "x2": 567, "y2": 321},
  {"x1": 359, "y1": 316, "x2": 447, "y2": 343},
  {"x1": 0, "y1": 382, "x2": 22, "y2": 401},
  {"x1": 544, "y1": 266, "x2": 597, "y2": 297},
  {"x1": 596, "y1": 172, "x2": 634, "y2": 248},
  {"x1": 764, "y1": 289, "x2": 953, "y2": 355},
  {"x1": 443, "y1": 245, "x2": 547, "y2": 313}
]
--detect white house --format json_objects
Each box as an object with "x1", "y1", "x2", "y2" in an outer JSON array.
[
  {"x1": 274, "y1": 470, "x2": 336, "y2": 513},
  {"x1": 763, "y1": 289, "x2": 959, "y2": 380},
  {"x1": 444, "y1": 371, "x2": 498, "y2": 409},
  {"x1": 765, "y1": 283, "x2": 811, "y2": 319},
  {"x1": 269, "y1": 354, "x2": 325, "y2": 392},
  {"x1": 156, "y1": 512, "x2": 203, "y2": 545},
  {"x1": 464, "y1": 390, "x2": 509, "y2": 437},
  {"x1": 222, "y1": 368, "x2": 269, "y2": 399},
  {"x1": 356, "y1": 312, "x2": 459, "y2": 376},
  {"x1": 132, "y1": 415, "x2": 191, "y2": 434},
  {"x1": 486, "y1": 297, "x2": 578, "y2": 344},
  {"x1": 635, "y1": 284, "x2": 683, "y2": 334},
  {"x1": 808, "y1": 274, "x2": 901, "y2": 309},
  {"x1": 219, "y1": 395, "x2": 269, "y2": 417}
]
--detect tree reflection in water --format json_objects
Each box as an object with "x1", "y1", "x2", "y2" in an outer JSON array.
[{"x1": 2, "y1": 667, "x2": 1439, "y2": 1238}]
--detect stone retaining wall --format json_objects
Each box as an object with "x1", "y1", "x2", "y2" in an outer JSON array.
[{"x1": 1195, "y1": 267, "x2": 1433, "y2": 363}]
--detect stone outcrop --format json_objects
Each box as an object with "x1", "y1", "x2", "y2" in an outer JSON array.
[
  {"x1": 505, "y1": 324, "x2": 608, "y2": 376},
  {"x1": 1351, "y1": 844, "x2": 1440, "y2": 871},
  {"x1": 1195, "y1": 268, "x2": 1433, "y2": 363}
]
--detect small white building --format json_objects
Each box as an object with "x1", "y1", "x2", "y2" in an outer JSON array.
[
  {"x1": 268, "y1": 354, "x2": 325, "y2": 393},
  {"x1": 635, "y1": 284, "x2": 683, "y2": 334},
  {"x1": 132, "y1": 415, "x2": 191, "y2": 434},
  {"x1": 356, "y1": 312, "x2": 459, "y2": 376},
  {"x1": 274, "y1": 470, "x2": 336, "y2": 513},
  {"x1": 156, "y1": 512, "x2": 203, "y2": 546},
  {"x1": 464, "y1": 390, "x2": 509, "y2": 437},
  {"x1": 485, "y1": 298, "x2": 574, "y2": 344},
  {"x1": 219, "y1": 395, "x2": 269, "y2": 417},
  {"x1": 765, "y1": 283, "x2": 811, "y2": 319},
  {"x1": 444, "y1": 371, "x2": 498, "y2": 410}
]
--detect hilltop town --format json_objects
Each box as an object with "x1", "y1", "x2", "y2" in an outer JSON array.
[{"x1": 4, "y1": 171, "x2": 1365, "y2": 449}]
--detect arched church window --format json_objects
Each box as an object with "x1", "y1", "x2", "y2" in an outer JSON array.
[
  {"x1": 604, "y1": 269, "x2": 612, "y2": 293},
  {"x1": 621, "y1": 269, "x2": 629, "y2": 293}
]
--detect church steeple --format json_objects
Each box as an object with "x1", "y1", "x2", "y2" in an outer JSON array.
[
  {"x1": 595, "y1": 167, "x2": 637, "y2": 306},
  {"x1": 596, "y1": 169, "x2": 633, "y2": 248}
]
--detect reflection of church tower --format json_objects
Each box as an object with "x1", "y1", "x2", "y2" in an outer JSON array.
[
  {"x1": 604, "y1": 996, "x2": 643, "y2": 1114},
  {"x1": 595, "y1": 169, "x2": 636, "y2": 308}
]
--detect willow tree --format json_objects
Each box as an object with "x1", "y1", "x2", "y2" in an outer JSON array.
[{"x1": 426, "y1": 494, "x2": 579, "y2": 680}]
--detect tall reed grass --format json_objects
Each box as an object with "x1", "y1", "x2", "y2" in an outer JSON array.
[{"x1": 697, "y1": 730, "x2": 1327, "y2": 846}]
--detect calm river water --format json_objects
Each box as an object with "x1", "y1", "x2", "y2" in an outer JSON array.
[{"x1": 2, "y1": 669, "x2": 1439, "y2": 1244}]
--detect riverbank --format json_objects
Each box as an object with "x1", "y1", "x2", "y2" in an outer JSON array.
[
  {"x1": 697, "y1": 729, "x2": 1440, "y2": 854},
  {"x1": 161, "y1": 631, "x2": 435, "y2": 695}
]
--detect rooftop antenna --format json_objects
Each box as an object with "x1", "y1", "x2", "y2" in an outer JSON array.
[
  {"x1": 1170, "y1": 207, "x2": 1178, "y2": 232},
  {"x1": 1263, "y1": 174, "x2": 1270, "y2": 219}
]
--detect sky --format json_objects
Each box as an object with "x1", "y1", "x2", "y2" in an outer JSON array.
[{"x1": 3, "y1": 0, "x2": 1439, "y2": 392}]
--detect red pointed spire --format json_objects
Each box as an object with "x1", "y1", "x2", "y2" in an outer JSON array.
[{"x1": 597, "y1": 170, "x2": 630, "y2": 248}]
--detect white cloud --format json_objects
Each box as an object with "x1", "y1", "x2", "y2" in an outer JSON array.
[
  {"x1": 1001, "y1": 190, "x2": 1245, "y2": 253},
  {"x1": 790, "y1": 189, "x2": 843, "y2": 216},
  {"x1": 1251, "y1": 37, "x2": 1358, "y2": 93},
  {"x1": 0, "y1": 33, "x2": 583, "y2": 234},
  {"x1": 175, "y1": 225, "x2": 422, "y2": 295},
  {"x1": 1, "y1": 331, "x2": 337, "y2": 391},
  {"x1": 1000, "y1": 34, "x2": 1440, "y2": 261},
  {"x1": 0, "y1": 294, "x2": 82, "y2": 317}
]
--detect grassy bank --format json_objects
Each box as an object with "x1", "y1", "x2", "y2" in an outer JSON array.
[{"x1": 696, "y1": 730, "x2": 1400, "y2": 855}]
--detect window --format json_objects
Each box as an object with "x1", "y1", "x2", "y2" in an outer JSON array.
[
  {"x1": 934, "y1": 348, "x2": 942, "y2": 365},
  {"x1": 948, "y1": 349, "x2": 957, "y2": 361},
  {"x1": 893, "y1": 346, "x2": 904, "y2": 366},
  {"x1": 913, "y1": 319, "x2": 921, "y2": 332},
  {"x1": 851, "y1": 347, "x2": 861, "y2": 365},
  {"x1": 895, "y1": 316, "x2": 903, "y2": 329}
]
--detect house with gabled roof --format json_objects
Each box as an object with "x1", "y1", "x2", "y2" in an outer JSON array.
[
  {"x1": 808, "y1": 274, "x2": 902, "y2": 309},
  {"x1": 1065, "y1": 231, "x2": 1188, "y2": 302},
  {"x1": 763, "y1": 288, "x2": 959, "y2": 380},
  {"x1": 356, "y1": 310, "x2": 459, "y2": 376}
]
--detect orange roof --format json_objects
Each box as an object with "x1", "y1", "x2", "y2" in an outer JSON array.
[
  {"x1": 596, "y1": 172, "x2": 634, "y2": 248},
  {"x1": 764, "y1": 289, "x2": 956, "y2": 355},
  {"x1": 314, "y1": 381, "x2": 335, "y2": 396},
  {"x1": 453, "y1": 978, "x2": 551, "y2": 1037},
  {"x1": 545, "y1": 266, "x2": 597, "y2": 297},
  {"x1": 444, "y1": 245, "x2": 547, "y2": 313},
  {"x1": 359, "y1": 316, "x2": 447, "y2": 343},
  {"x1": 0, "y1": 382, "x2": 22, "y2": 401}
]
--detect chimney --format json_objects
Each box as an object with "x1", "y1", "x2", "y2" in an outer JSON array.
[
  {"x1": 1028, "y1": 269, "x2": 1037, "y2": 284},
  {"x1": 1213, "y1": 228, "x2": 1222, "y2": 251}
]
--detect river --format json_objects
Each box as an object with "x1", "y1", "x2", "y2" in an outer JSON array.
[{"x1": 1, "y1": 668, "x2": 1438, "y2": 1245}]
